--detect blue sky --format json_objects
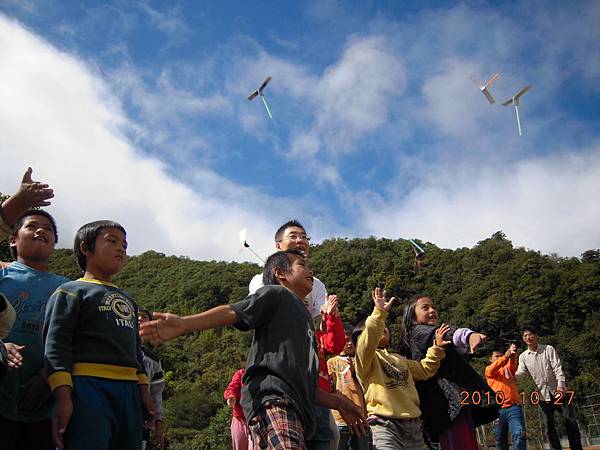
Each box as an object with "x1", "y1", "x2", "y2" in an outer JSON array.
[{"x1": 1, "y1": 0, "x2": 599, "y2": 261}]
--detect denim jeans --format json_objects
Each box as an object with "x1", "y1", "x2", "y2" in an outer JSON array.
[
  {"x1": 493, "y1": 404, "x2": 527, "y2": 450},
  {"x1": 307, "y1": 405, "x2": 333, "y2": 450},
  {"x1": 337, "y1": 425, "x2": 370, "y2": 450}
]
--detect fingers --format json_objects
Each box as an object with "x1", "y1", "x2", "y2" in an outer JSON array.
[
  {"x1": 348, "y1": 417, "x2": 368, "y2": 437},
  {"x1": 384, "y1": 296, "x2": 396, "y2": 311},
  {"x1": 5, "y1": 343, "x2": 24, "y2": 369},
  {"x1": 21, "y1": 167, "x2": 33, "y2": 184}
]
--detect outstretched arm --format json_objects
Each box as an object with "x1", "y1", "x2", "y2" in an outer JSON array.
[{"x1": 139, "y1": 305, "x2": 239, "y2": 344}]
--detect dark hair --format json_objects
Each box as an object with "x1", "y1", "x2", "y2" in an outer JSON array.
[
  {"x1": 9, "y1": 210, "x2": 58, "y2": 259},
  {"x1": 521, "y1": 325, "x2": 538, "y2": 336},
  {"x1": 74, "y1": 220, "x2": 126, "y2": 271},
  {"x1": 344, "y1": 323, "x2": 354, "y2": 336},
  {"x1": 490, "y1": 349, "x2": 504, "y2": 357},
  {"x1": 274, "y1": 220, "x2": 306, "y2": 242},
  {"x1": 262, "y1": 249, "x2": 305, "y2": 286},
  {"x1": 139, "y1": 308, "x2": 153, "y2": 320},
  {"x1": 351, "y1": 319, "x2": 367, "y2": 348},
  {"x1": 397, "y1": 295, "x2": 417, "y2": 357}
]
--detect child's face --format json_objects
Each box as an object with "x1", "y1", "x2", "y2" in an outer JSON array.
[
  {"x1": 490, "y1": 351, "x2": 503, "y2": 363},
  {"x1": 84, "y1": 228, "x2": 127, "y2": 279},
  {"x1": 9, "y1": 215, "x2": 56, "y2": 262},
  {"x1": 342, "y1": 333, "x2": 355, "y2": 355},
  {"x1": 377, "y1": 327, "x2": 390, "y2": 349},
  {"x1": 283, "y1": 254, "x2": 314, "y2": 299},
  {"x1": 276, "y1": 226, "x2": 310, "y2": 257},
  {"x1": 414, "y1": 297, "x2": 438, "y2": 325}
]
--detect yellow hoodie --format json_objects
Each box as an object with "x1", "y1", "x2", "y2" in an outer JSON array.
[{"x1": 356, "y1": 306, "x2": 445, "y2": 419}]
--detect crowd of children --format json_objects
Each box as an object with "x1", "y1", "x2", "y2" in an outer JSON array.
[{"x1": 0, "y1": 167, "x2": 585, "y2": 450}]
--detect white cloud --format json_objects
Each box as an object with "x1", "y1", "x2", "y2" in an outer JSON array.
[
  {"x1": 0, "y1": 14, "x2": 287, "y2": 262},
  {"x1": 360, "y1": 147, "x2": 600, "y2": 256}
]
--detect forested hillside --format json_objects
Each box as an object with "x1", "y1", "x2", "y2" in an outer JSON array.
[{"x1": 44, "y1": 232, "x2": 600, "y2": 450}]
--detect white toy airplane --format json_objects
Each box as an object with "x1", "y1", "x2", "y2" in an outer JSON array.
[
  {"x1": 470, "y1": 73, "x2": 501, "y2": 104},
  {"x1": 502, "y1": 86, "x2": 531, "y2": 136},
  {"x1": 247, "y1": 76, "x2": 273, "y2": 119},
  {"x1": 239, "y1": 228, "x2": 265, "y2": 263}
]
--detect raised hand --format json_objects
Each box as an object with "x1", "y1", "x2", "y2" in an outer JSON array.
[
  {"x1": 435, "y1": 324, "x2": 452, "y2": 347},
  {"x1": 371, "y1": 287, "x2": 396, "y2": 312},
  {"x1": 1, "y1": 168, "x2": 54, "y2": 226},
  {"x1": 322, "y1": 294, "x2": 339, "y2": 316},
  {"x1": 505, "y1": 343, "x2": 517, "y2": 358}
]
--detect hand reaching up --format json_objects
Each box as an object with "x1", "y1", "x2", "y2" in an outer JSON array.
[
  {"x1": 371, "y1": 287, "x2": 396, "y2": 312},
  {"x1": 322, "y1": 294, "x2": 339, "y2": 316},
  {"x1": 435, "y1": 324, "x2": 452, "y2": 347},
  {"x1": 1, "y1": 168, "x2": 54, "y2": 226}
]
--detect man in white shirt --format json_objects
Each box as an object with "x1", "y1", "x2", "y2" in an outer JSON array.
[
  {"x1": 248, "y1": 220, "x2": 340, "y2": 449},
  {"x1": 515, "y1": 326, "x2": 582, "y2": 450},
  {"x1": 248, "y1": 220, "x2": 327, "y2": 319}
]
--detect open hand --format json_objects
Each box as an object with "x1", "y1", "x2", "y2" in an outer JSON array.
[
  {"x1": 336, "y1": 395, "x2": 367, "y2": 437},
  {"x1": 139, "y1": 312, "x2": 185, "y2": 344},
  {"x1": 468, "y1": 333, "x2": 487, "y2": 353},
  {"x1": 435, "y1": 324, "x2": 452, "y2": 347},
  {"x1": 16, "y1": 167, "x2": 54, "y2": 208},
  {"x1": 322, "y1": 295, "x2": 339, "y2": 316},
  {"x1": 371, "y1": 287, "x2": 396, "y2": 312}
]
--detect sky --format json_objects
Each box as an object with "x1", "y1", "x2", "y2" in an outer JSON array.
[{"x1": 1, "y1": 0, "x2": 599, "y2": 262}]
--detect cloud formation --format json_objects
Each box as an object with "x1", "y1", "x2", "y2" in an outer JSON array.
[{"x1": 0, "y1": 14, "x2": 282, "y2": 262}]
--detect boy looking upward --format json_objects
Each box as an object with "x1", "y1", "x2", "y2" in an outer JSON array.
[
  {"x1": 0, "y1": 168, "x2": 64, "y2": 450},
  {"x1": 44, "y1": 220, "x2": 154, "y2": 450},
  {"x1": 248, "y1": 220, "x2": 326, "y2": 320},
  {"x1": 141, "y1": 250, "x2": 366, "y2": 449}
]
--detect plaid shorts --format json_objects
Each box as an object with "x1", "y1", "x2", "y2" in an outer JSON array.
[{"x1": 249, "y1": 400, "x2": 307, "y2": 450}]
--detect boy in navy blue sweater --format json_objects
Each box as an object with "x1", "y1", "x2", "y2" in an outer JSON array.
[{"x1": 44, "y1": 220, "x2": 154, "y2": 450}]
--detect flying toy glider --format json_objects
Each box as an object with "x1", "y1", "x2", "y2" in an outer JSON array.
[
  {"x1": 247, "y1": 76, "x2": 273, "y2": 119},
  {"x1": 409, "y1": 239, "x2": 426, "y2": 272},
  {"x1": 239, "y1": 228, "x2": 265, "y2": 263},
  {"x1": 470, "y1": 73, "x2": 501, "y2": 104},
  {"x1": 502, "y1": 86, "x2": 531, "y2": 136}
]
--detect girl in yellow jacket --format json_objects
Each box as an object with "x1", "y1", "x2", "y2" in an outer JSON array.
[{"x1": 352, "y1": 288, "x2": 450, "y2": 450}]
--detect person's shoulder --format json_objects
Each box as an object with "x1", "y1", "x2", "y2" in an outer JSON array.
[
  {"x1": 256, "y1": 284, "x2": 290, "y2": 298},
  {"x1": 248, "y1": 273, "x2": 263, "y2": 293},
  {"x1": 313, "y1": 276, "x2": 325, "y2": 288}
]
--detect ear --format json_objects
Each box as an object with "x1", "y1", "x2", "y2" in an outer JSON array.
[
  {"x1": 80, "y1": 241, "x2": 92, "y2": 256},
  {"x1": 273, "y1": 266, "x2": 287, "y2": 283},
  {"x1": 275, "y1": 241, "x2": 283, "y2": 251},
  {"x1": 8, "y1": 234, "x2": 17, "y2": 250}
]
